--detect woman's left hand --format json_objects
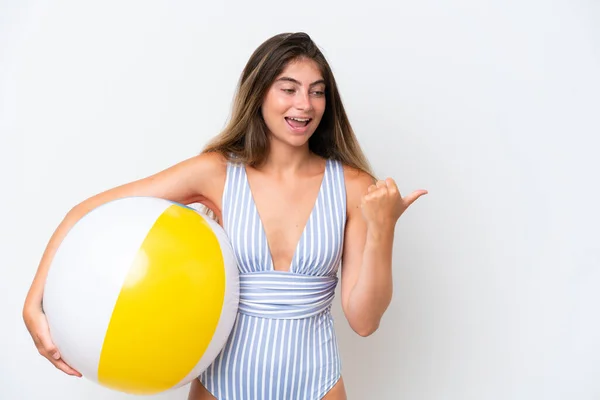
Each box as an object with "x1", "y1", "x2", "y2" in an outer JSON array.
[{"x1": 360, "y1": 178, "x2": 427, "y2": 230}]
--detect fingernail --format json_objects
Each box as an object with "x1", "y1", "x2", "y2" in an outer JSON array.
[{"x1": 52, "y1": 352, "x2": 60, "y2": 360}]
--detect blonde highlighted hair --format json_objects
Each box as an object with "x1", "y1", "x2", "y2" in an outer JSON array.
[{"x1": 202, "y1": 32, "x2": 374, "y2": 178}]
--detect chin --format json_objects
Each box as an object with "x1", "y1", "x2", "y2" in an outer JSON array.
[
  {"x1": 282, "y1": 136, "x2": 312, "y2": 148},
  {"x1": 271, "y1": 128, "x2": 315, "y2": 147}
]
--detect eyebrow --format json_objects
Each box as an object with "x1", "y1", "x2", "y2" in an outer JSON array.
[{"x1": 275, "y1": 77, "x2": 326, "y2": 87}]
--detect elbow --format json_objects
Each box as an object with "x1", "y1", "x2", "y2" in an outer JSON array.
[
  {"x1": 350, "y1": 319, "x2": 380, "y2": 337},
  {"x1": 345, "y1": 303, "x2": 387, "y2": 338},
  {"x1": 356, "y1": 328, "x2": 377, "y2": 338},
  {"x1": 344, "y1": 293, "x2": 391, "y2": 337}
]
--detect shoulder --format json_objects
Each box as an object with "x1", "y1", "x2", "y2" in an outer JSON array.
[
  {"x1": 342, "y1": 164, "x2": 375, "y2": 211},
  {"x1": 177, "y1": 151, "x2": 229, "y2": 211},
  {"x1": 177, "y1": 151, "x2": 228, "y2": 198},
  {"x1": 186, "y1": 151, "x2": 228, "y2": 178},
  {"x1": 196, "y1": 150, "x2": 229, "y2": 167}
]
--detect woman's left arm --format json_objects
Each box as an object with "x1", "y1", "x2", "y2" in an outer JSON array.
[{"x1": 340, "y1": 169, "x2": 427, "y2": 337}]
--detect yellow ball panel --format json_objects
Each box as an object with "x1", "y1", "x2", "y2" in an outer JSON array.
[{"x1": 97, "y1": 204, "x2": 226, "y2": 394}]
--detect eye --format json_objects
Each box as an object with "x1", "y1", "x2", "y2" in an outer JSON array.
[
  {"x1": 281, "y1": 88, "x2": 295, "y2": 94},
  {"x1": 311, "y1": 90, "x2": 325, "y2": 97}
]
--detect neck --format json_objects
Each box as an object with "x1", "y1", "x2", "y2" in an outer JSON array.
[{"x1": 260, "y1": 138, "x2": 315, "y2": 173}]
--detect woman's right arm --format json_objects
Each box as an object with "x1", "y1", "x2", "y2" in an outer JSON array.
[{"x1": 22, "y1": 151, "x2": 226, "y2": 376}]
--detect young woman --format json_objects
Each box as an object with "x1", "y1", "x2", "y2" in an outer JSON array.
[{"x1": 23, "y1": 32, "x2": 427, "y2": 400}]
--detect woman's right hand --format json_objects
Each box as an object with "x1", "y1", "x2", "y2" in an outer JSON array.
[{"x1": 23, "y1": 306, "x2": 82, "y2": 377}]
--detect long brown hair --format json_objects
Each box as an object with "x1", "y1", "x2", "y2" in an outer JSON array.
[{"x1": 202, "y1": 32, "x2": 374, "y2": 177}]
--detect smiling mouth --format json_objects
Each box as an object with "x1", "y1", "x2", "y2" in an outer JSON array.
[{"x1": 285, "y1": 117, "x2": 312, "y2": 127}]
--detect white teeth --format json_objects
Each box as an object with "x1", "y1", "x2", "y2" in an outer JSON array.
[{"x1": 287, "y1": 117, "x2": 310, "y2": 122}]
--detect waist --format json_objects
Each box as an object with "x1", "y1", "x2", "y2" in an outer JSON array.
[{"x1": 238, "y1": 271, "x2": 338, "y2": 320}]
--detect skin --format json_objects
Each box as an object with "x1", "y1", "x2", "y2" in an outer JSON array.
[{"x1": 22, "y1": 57, "x2": 427, "y2": 399}]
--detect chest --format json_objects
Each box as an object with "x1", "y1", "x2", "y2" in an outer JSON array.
[
  {"x1": 248, "y1": 173, "x2": 323, "y2": 271},
  {"x1": 222, "y1": 161, "x2": 347, "y2": 275}
]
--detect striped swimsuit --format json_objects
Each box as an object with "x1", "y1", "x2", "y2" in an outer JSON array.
[{"x1": 199, "y1": 158, "x2": 347, "y2": 400}]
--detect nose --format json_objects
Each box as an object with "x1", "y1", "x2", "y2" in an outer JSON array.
[{"x1": 294, "y1": 89, "x2": 313, "y2": 112}]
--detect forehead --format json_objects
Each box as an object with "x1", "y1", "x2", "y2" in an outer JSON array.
[{"x1": 276, "y1": 58, "x2": 324, "y2": 83}]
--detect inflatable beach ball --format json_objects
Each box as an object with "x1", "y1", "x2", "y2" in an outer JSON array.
[{"x1": 42, "y1": 196, "x2": 239, "y2": 395}]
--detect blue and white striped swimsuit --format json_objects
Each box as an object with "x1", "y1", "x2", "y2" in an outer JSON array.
[{"x1": 199, "y1": 158, "x2": 347, "y2": 400}]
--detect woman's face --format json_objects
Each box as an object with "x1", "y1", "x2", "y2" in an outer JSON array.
[{"x1": 261, "y1": 58, "x2": 326, "y2": 149}]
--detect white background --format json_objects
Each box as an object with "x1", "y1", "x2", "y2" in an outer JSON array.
[{"x1": 1, "y1": 1, "x2": 599, "y2": 399}]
